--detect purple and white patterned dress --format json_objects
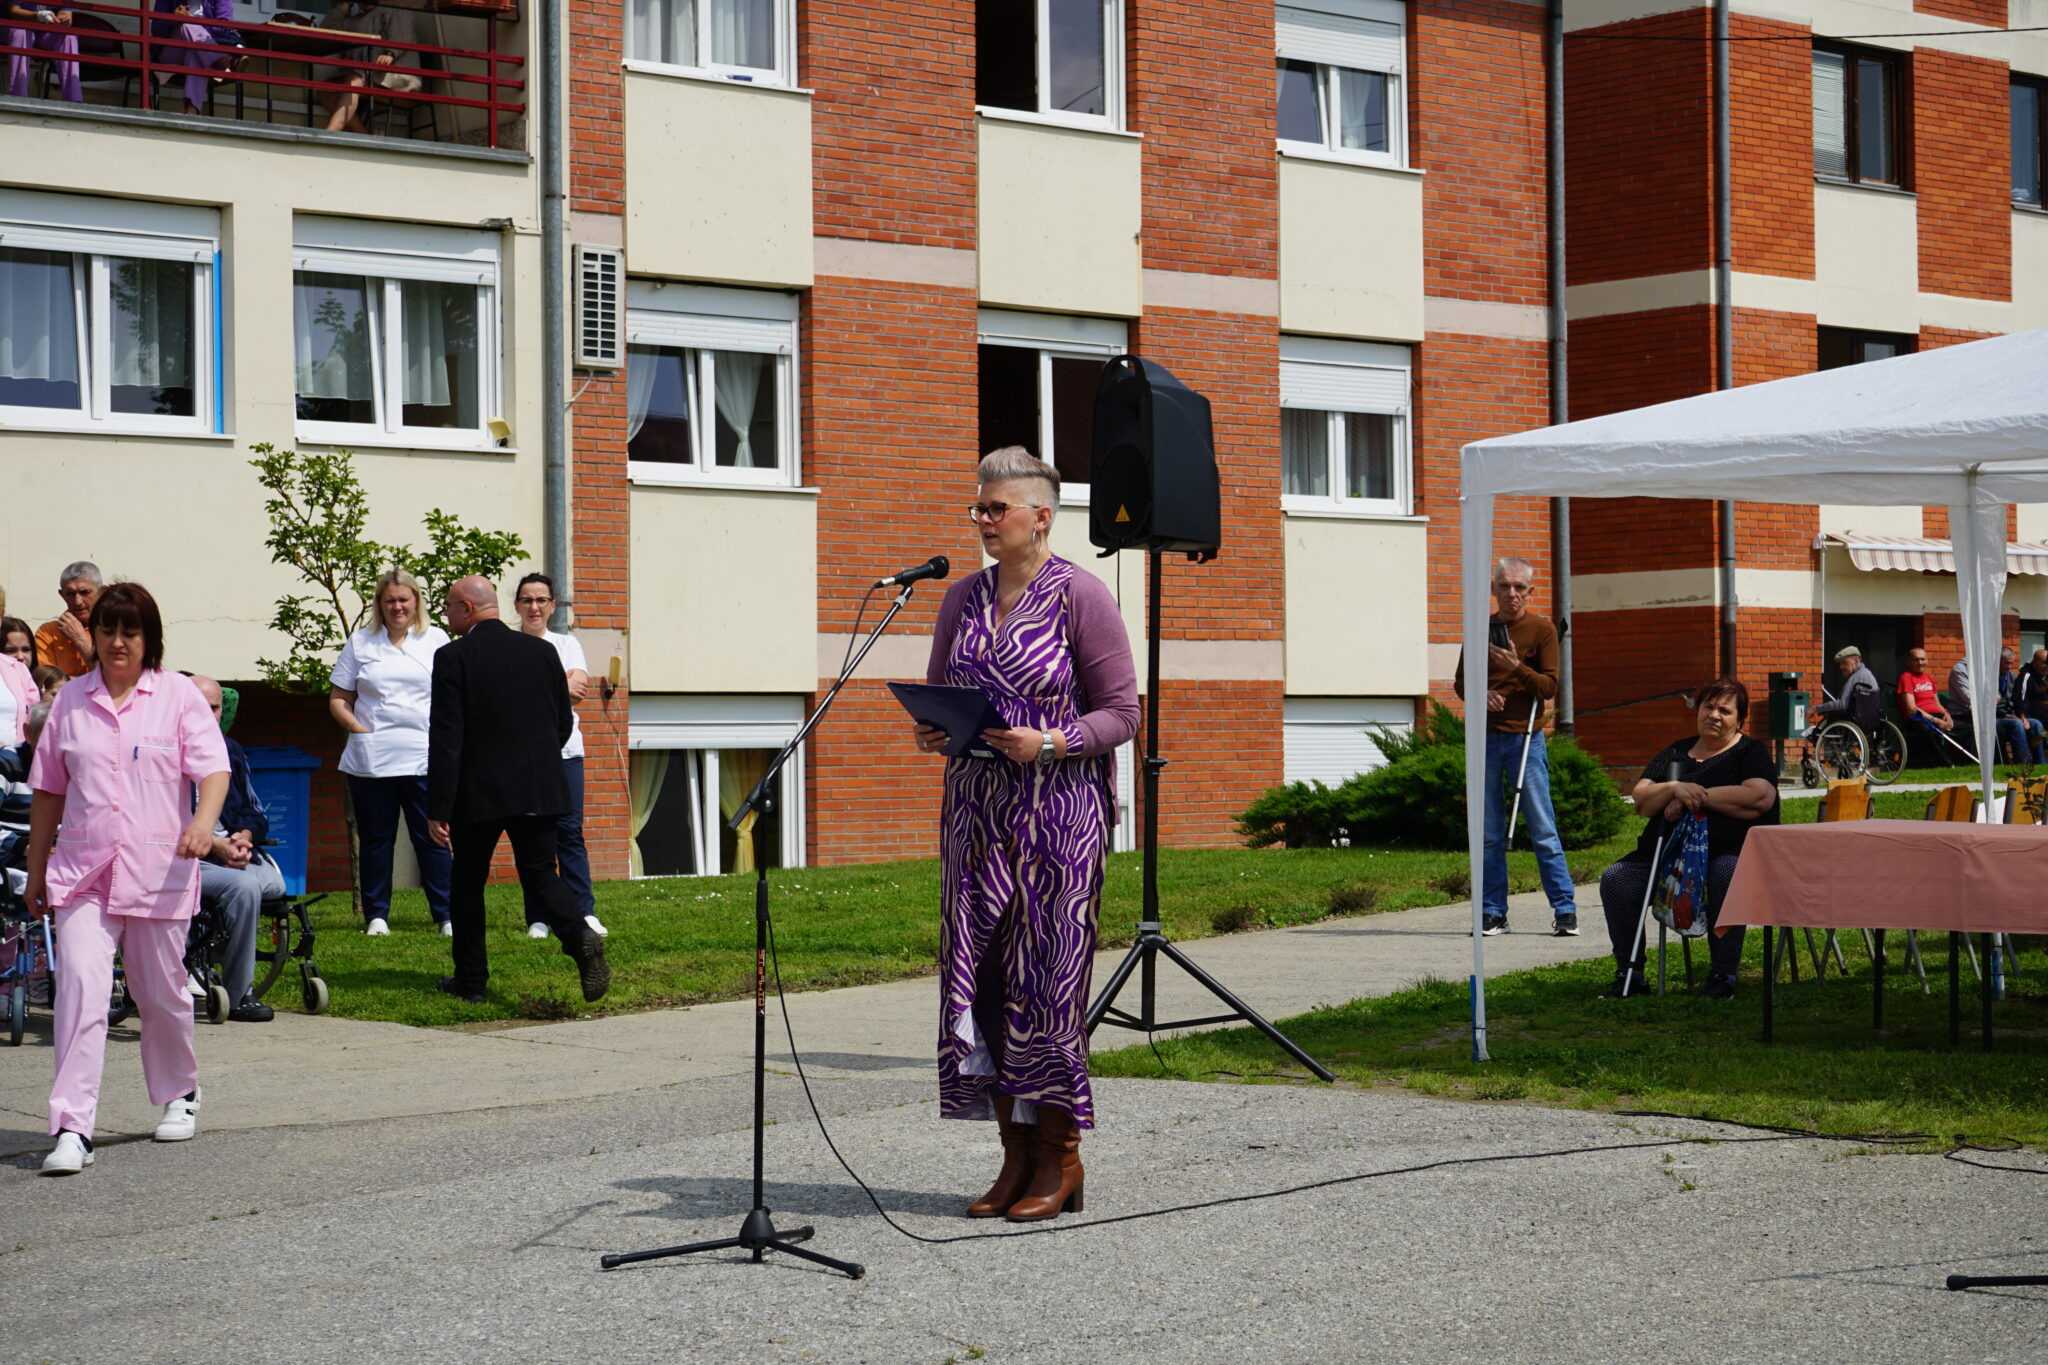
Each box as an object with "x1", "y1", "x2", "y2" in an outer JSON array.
[{"x1": 928, "y1": 555, "x2": 1139, "y2": 1131}]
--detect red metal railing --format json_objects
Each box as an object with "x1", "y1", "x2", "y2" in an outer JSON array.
[{"x1": 1, "y1": 2, "x2": 525, "y2": 148}]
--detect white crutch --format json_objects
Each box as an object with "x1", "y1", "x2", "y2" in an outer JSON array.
[
  {"x1": 1622, "y1": 763, "x2": 1684, "y2": 998},
  {"x1": 1504, "y1": 699, "x2": 1540, "y2": 845}
]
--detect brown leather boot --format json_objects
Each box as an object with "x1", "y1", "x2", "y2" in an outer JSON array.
[
  {"x1": 965, "y1": 1105, "x2": 1034, "y2": 1218},
  {"x1": 1005, "y1": 1107, "x2": 1084, "y2": 1222}
]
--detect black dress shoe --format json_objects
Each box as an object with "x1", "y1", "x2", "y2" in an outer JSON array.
[
  {"x1": 570, "y1": 930, "x2": 610, "y2": 1003},
  {"x1": 228, "y1": 997, "x2": 275, "y2": 1023},
  {"x1": 1600, "y1": 969, "x2": 1653, "y2": 999},
  {"x1": 437, "y1": 976, "x2": 486, "y2": 1004}
]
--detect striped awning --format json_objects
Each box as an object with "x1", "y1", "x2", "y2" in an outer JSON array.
[{"x1": 1829, "y1": 533, "x2": 2048, "y2": 576}]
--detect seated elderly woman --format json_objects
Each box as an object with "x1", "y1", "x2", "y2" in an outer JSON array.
[{"x1": 1597, "y1": 677, "x2": 1779, "y2": 1000}]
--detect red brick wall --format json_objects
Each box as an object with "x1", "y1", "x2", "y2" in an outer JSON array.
[
  {"x1": 1732, "y1": 310, "x2": 1818, "y2": 569},
  {"x1": 1914, "y1": 0, "x2": 2006, "y2": 27},
  {"x1": 1915, "y1": 49, "x2": 2012, "y2": 301},
  {"x1": 1149, "y1": 683, "x2": 1285, "y2": 846},
  {"x1": 1570, "y1": 606, "x2": 1719, "y2": 775},
  {"x1": 1412, "y1": 0, "x2": 1549, "y2": 305},
  {"x1": 1729, "y1": 15, "x2": 1814, "y2": 279},
  {"x1": 1733, "y1": 606, "x2": 1820, "y2": 745},
  {"x1": 1129, "y1": 0, "x2": 1275, "y2": 277},
  {"x1": 1564, "y1": 9, "x2": 1713, "y2": 286},
  {"x1": 568, "y1": 0, "x2": 625, "y2": 214},
  {"x1": 805, "y1": 0, "x2": 977, "y2": 248}
]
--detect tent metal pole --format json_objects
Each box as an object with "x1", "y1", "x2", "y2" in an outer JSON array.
[
  {"x1": 1714, "y1": 0, "x2": 1736, "y2": 677},
  {"x1": 1547, "y1": 0, "x2": 1573, "y2": 733}
]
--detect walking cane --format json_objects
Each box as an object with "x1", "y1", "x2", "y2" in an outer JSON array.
[
  {"x1": 1622, "y1": 764, "x2": 1684, "y2": 998},
  {"x1": 1502, "y1": 617, "x2": 1566, "y2": 846}
]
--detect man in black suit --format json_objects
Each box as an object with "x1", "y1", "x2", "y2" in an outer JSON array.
[{"x1": 427, "y1": 576, "x2": 610, "y2": 1003}]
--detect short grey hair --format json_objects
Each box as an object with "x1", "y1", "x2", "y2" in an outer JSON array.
[
  {"x1": 59, "y1": 561, "x2": 102, "y2": 587},
  {"x1": 1492, "y1": 556, "x2": 1536, "y2": 584},
  {"x1": 976, "y1": 446, "x2": 1060, "y2": 519}
]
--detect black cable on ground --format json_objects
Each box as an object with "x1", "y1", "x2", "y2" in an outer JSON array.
[
  {"x1": 757, "y1": 905, "x2": 2023, "y2": 1248},
  {"x1": 1943, "y1": 1143, "x2": 2048, "y2": 1176}
]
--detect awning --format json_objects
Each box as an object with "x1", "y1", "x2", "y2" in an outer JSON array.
[{"x1": 1826, "y1": 532, "x2": 2048, "y2": 576}]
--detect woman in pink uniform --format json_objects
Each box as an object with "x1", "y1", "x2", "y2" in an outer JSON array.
[{"x1": 23, "y1": 581, "x2": 229, "y2": 1176}]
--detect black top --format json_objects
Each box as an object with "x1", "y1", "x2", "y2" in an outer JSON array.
[
  {"x1": 427, "y1": 619, "x2": 573, "y2": 826},
  {"x1": 218, "y1": 737, "x2": 269, "y2": 846},
  {"x1": 1632, "y1": 733, "x2": 1780, "y2": 861}
]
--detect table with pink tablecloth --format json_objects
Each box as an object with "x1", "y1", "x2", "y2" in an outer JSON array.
[{"x1": 1716, "y1": 821, "x2": 2047, "y2": 1045}]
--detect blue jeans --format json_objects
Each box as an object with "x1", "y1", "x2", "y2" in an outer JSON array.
[
  {"x1": 525, "y1": 756, "x2": 594, "y2": 924},
  {"x1": 348, "y1": 773, "x2": 454, "y2": 925},
  {"x1": 1482, "y1": 729, "x2": 1576, "y2": 921},
  {"x1": 1956, "y1": 713, "x2": 2033, "y2": 764}
]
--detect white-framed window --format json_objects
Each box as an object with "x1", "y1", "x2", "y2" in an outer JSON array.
[
  {"x1": 977, "y1": 0, "x2": 1126, "y2": 130},
  {"x1": 627, "y1": 0, "x2": 795, "y2": 86},
  {"x1": 1284, "y1": 696, "x2": 1413, "y2": 787},
  {"x1": 292, "y1": 218, "x2": 502, "y2": 451},
  {"x1": 0, "y1": 191, "x2": 219, "y2": 436},
  {"x1": 629, "y1": 695, "x2": 806, "y2": 875},
  {"x1": 1275, "y1": 0, "x2": 1407, "y2": 168},
  {"x1": 1280, "y1": 335, "x2": 1412, "y2": 517},
  {"x1": 977, "y1": 308, "x2": 1126, "y2": 502},
  {"x1": 626, "y1": 281, "x2": 800, "y2": 487}
]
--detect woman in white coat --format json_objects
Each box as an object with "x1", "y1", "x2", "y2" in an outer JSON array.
[{"x1": 328, "y1": 569, "x2": 453, "y2": 936}]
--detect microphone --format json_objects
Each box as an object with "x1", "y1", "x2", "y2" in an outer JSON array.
[{"x1": 875, "y1": 555, "x2": 950, "y2": 589}]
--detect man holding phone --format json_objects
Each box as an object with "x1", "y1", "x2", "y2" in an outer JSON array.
[{"x1": 1453, "y1": 557, "x2": 1573, "y2": 937}]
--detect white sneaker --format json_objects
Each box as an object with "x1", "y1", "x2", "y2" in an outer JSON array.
[
  {"x1": 527, "y1": 922, "x2": 550, "y2": 939},
  {"x1": 441, "y1": 921, "x2": 454, "y2": 938},
  {"x1": 40, "y1": 1131, "x2": 93, "y2": 1175},
  {"x1": 365, "y1": 918, "x2": 390, "y2": 937},
  {"x1": 584, "y1": 914, "x2": 608, "y2": 939},
  {"x1": 153, "y1": 1089, "x2": 201, "y2": 1142},
  {"x1": 186, "y1": 972, "x2": 205, "y2": 998}
]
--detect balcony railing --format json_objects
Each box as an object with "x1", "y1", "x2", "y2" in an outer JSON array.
[{"x1": 1, "y1": 1, "x2": 525, "y2": 149}]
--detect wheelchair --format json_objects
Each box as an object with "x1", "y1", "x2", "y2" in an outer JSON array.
[
  {"x1": 1800, "y1": 690, "x2": 1907, "y2": 788},
  {"x1": 184, "y1": 874, "x2": 331, "y2": 1019}
]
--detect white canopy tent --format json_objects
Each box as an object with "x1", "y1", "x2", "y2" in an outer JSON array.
[{"x1": 1458, "y1": 329, "x2": 2048, "y2": 1061}]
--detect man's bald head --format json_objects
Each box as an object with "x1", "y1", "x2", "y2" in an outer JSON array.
[
  {"x1": 444, "y1": 576, "x2": 502, "y2": 636},
  {"x1": 192, "y1": 675, "x2": 224, "y2": 725}
]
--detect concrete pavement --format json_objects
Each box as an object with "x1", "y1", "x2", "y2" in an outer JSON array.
[{"x1": 3, "y1": 889, "x2": 2042, "y2": 1364}]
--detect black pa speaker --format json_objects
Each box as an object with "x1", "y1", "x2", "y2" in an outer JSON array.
[{"x1": 1088, "y1": 355, "x2": 1221, "y2": 558}]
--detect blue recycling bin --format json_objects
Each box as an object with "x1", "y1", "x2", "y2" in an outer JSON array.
[{"x1": 243, "y1": 746, "x2": 322, "y2": 896}]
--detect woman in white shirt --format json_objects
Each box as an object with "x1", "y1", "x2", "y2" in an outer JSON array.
[
  {"x1": 328, "y1": 569, "x2": 454, "y2": 937},
  {"x1": 513, "y1": 573, "x2": 605, "y2": 940}
]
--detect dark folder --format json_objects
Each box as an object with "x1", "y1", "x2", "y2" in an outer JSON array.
[{"x1": 887, "y1": 682, "x2": 1008, "y2": 760}]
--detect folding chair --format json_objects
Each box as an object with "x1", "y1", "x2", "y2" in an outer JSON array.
[{"x1": 1773, "y1": 778, "x2": 1869, "y2": 985}]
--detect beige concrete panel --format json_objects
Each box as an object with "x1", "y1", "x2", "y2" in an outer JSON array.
[
  {"x1": 2018, "y1": 503, "x2": 2048, "y2": 542},
  {"x1": 0, "y1": 127, "x2": 545, "y2": 680},
  {"x1": 1819, "y1": 504, "x2": 1925, "y2": 539},
  {"x1": 1566, "y1": 0, "x2": 1703, "y2": 30},
  {"x1": 1814, "y1": 184, "x2": 1918, "y2": 332},
  {"x1": 629, "y1": 487, "x2": 818, "y2": 692},
  {"x1": 624, "y1": 73, "x2": 813, "y2": 288},
  {"x1": 1279, "y1": 160, "x2": 1423, "y2": 341},
  {"x1": 976, "y1": 118, "x2": 1141, "y2": 317},
  {"x1": 1047, "y1": 515, "x2": 1150, "y2": 686},
  {"x1": 2012, "y1": 211, "x2": 2048, "y2": 325},
  {"x1": 1283, "y1": 516, "x2": 1427, "y2": 694}
]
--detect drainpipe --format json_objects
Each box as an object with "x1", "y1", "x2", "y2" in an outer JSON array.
[
  {"x1": 1714, "y1": 0, "x2": 1737, "y2": 677},
  {"x1": 541, "y1": 0, "x2": 571, "y2": 629},
  {"x1": 1547, "y1": 0, "x2": 1573, "y2": 733}
]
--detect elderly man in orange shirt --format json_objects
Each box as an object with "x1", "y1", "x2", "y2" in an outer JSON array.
[{"x1": 35, "y1": 561, "x2": 102, "y2": 680}]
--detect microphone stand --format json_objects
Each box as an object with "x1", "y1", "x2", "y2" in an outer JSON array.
[{"x1": 599, "y1": 581, "x2": 923, "y2": 1280}]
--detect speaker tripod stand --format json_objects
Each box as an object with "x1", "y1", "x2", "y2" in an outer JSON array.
[{"x1": 1084, "y1": 549, "x2": 1334, "y2": 1082}]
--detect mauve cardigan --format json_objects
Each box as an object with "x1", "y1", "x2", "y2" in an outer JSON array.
[{"x1": 925, "y1": 559, "x2": 1141, "y2": 758}]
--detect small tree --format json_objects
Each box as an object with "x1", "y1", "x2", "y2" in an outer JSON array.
[{"x1": 251, "y1": 443, "x2": 529, "y2": 911}]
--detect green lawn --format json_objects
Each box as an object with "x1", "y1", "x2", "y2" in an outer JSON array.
[{"x1": 1094, "y1": 932, "x2": 2048, "y2": 1149}]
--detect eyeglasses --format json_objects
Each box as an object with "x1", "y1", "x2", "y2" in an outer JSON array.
[
  {"x1": 967, "y1": 501, "x2": 1039, "y2": 524},
  {"x1": 516, "y1": 596, "x2": 554, "y2": 607}
]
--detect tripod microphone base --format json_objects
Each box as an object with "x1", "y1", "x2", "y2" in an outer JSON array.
[{"x1": 600, "y1": 1205, "x2": 864, "y2": 1279}]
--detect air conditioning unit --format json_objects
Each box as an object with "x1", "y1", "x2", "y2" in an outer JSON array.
[{"x1": 573, "y1": 244, "x2": 623, "y2": 371}]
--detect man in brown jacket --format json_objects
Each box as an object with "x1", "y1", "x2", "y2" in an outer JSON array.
[{"x1": 1454, "y1": 557, "x2": 1576, "y2": 937}]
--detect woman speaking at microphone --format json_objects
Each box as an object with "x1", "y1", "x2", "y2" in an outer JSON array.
[{"x1": 914, "y1": 447, "x2": 1139, "y2": 1221}]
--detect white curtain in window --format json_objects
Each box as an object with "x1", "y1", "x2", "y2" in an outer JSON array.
[
  {"x1": 107, "y1": 258, "x2": 194, "y2": 390},
  {"x1": 712, "y1": 0, "x2": 772, "y2": 69},
  {"x1": 292, "y1": 273, "x2": 376, "y2": 401},
  {"x1": 1282, "y1": 407, "x2": 1329, "y2": 496},
  {"x1": 401, "y1": 280, "x2": 477, "y2": 410},
  {"x1": 712, "y1": 349, "x2": 766, "y2": 467},
  {"x1": 1813, "y1": 50, "x2": 1847, "y2": 179},
  {"x1": 631, "y1": 0, "x2": 696, "y2": 66},
  {"x1": 626, "y1": 345, "x2": 660, "y2": 442},
  {"x1": 1336, "y1": 68, "x2": 1387, "y2": 152},
  {"x1": 0, "y1": 247, "x2": 80, "y2": 383}
]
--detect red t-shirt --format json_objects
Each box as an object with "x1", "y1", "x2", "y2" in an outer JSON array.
[{"x1": 1898, "y1": 670, "x2": 1944, "y2": 717}]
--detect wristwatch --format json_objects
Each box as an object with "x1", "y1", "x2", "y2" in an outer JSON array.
[{"x1": 1036, "y1": 730, "x2": 1058, "y2": 767}]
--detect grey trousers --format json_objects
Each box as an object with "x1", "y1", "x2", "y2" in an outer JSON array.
[
  {"x1": 199, "y1": 856, "x2": 287, "y2": 1004},
  {"x1": 1598, "y1": 852, "x2": 1745, "y2": 979}
]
